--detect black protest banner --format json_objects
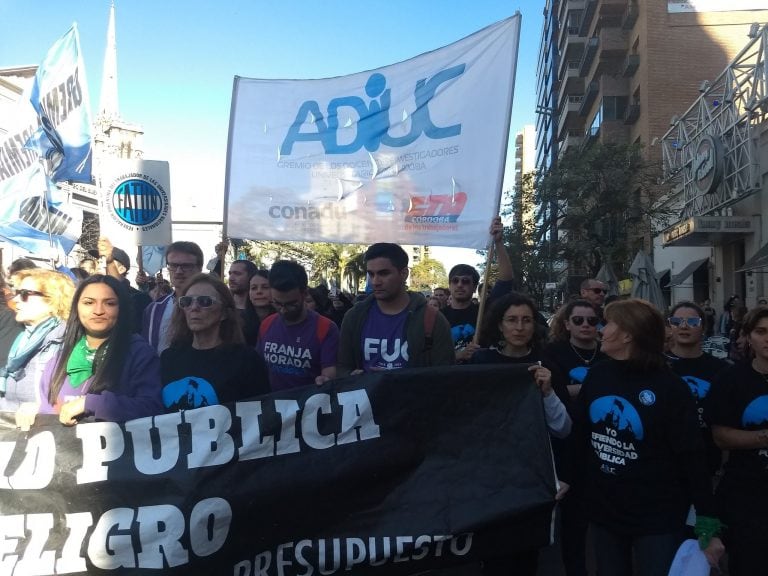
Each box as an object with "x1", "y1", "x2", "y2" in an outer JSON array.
[{"x1": 0, "y1": 363, "x2": 557, "y2": 576}]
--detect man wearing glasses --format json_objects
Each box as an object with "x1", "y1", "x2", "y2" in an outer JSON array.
[
  {"x1": 579, "y1": 279, "x2": 608, "y2": 326},
  {"x1": 257, "y1": 260, "x2": 339, "y2": 390},
  {"x1": 442, "y1": 217, "x2": 515, "y2": 362},
  {"x1": 142, "y1": 241, "x2": 204, "y2": 353},
  {"x1": 666, "y1": 301, "x2": 728, "y2": 475}
]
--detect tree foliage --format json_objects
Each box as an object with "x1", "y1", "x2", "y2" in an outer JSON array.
[
  {"x1": 534, "y1": 142, "x2": 672, "y2": 278},
  {"x1": 409, "y1": 257, "x2": 448, "y2": 292}
]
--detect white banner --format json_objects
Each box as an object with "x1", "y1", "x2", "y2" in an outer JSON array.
[
  {"x1": 99, "y1": 159, "x2": 172, "y2": 247},
  {"x1": 668, "y1": 0, "x2": 766, "y2": 12},
  {"x1": 225, "y1": 15, "x2": 520, "y2": 249}
]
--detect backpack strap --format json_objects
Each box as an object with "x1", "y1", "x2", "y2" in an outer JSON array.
[
  {"x1": 316, "y1": 314, "x2": 332, "y2": 344},
  {"x1": 423, "y1": 304, "x2": 437, "y2": 352},
  {"x1": 258, "y1": 313, "x2": 279, "y2": 339}
]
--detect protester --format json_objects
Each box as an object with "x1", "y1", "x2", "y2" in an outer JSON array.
[
  {"x1": 707, "y1": 305, "x2": 768, "y2": 575},
  {"x1": 471, "y1": 291, "x2": 570, "y2": 576},
  {"x1": 665, "y1": 302, "x2": 729, "y2": 475},
  {"x1": 718, "y1": 294, "x2": 741, "y2": 336},
  {"x1": 8, "y1": 258, "x2": 37, "y2": 277},
  {"x1": 442, "y1": 216, "x2": 515, "y2": 362},
  {"x1": 327, "y1": 290, "x2": 353, "y2": 326},
  {"x1": 142, "y1": 241, "x2": 204, "y2": 353},
  {"x1": 257, "y1": 261, "x2": 339, "y2": 390},
  {"x1": 245, "y1": 269, "x2": 275, "y2": 330},
  {"x1": 546, "y1": 299, "x2": 607, "y2": 400},
  {"x1": 578, "y1": 278, "x2": 607, "y2": 322},
  {"x1": 544, "y1": 298, "x2": 606, "y2": 576},
  {"x1": 224, "y1": 259, "x2": 260, "y2": 345},
  {"x1": 337, "y1": 243, "x2": 453, "y2": 375},
  {"x1": 98, "y1": 237, "x2": 151, "y2": 334},
  {"x1": 432, "y1": 287, "x2": 449, "y2": 309},
  {"x1": 0, "y1": 272, "x2": 22, "y2": 367},
  {"x1": 0, "y1": 270, "x2": 73, "y2": 413},
  {"x1": 427, "y1": 296, "x2": 441, "y2": 310},
  {"x1": 702, "y1": 298, "x2": 717, "y2": 338},
  {"x1": 571, "y1": 298, "x2": 724, "y2": 575},
  {"x1": 728, "y1": 304, "x2": 749, "y2": 362},
  {"x1": 161, "y1": 274, "x2": 269, "y2": 410},
  {"x1": 16, "y1": 275, "x2": 163, "y2": 429}
]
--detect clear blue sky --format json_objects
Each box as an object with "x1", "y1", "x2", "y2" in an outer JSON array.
[{"x1": 1, "y1": 0, "x2": 544, "y2": 267}]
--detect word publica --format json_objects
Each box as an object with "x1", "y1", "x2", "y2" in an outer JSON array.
[
  {"x1": 234, "y1": 533, "x2": 473, "y2": 576},
  {"x1": 280, "y1": 66, "x2": 465, "y2": 155},
  {"x1": 0, "y1": 497, "x2": 230, "y2": 574},
  {"x1": 0, "y1": 390, "x2": 380, "y2": 488}
]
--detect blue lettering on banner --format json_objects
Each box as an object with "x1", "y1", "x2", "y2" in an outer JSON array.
[
  {"x1": 112, "y1": 178, "x2": 165, "y2": 227},
  {"x1": 280, "y1": 65, "x2": 466, "y2": 155}
]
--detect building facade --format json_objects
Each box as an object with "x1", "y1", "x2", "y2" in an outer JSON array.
[{"x1": 536, "y1": 0, "x2": 768, "y2": 300}]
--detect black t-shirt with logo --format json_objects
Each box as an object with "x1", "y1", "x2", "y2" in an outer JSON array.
[
  {"x1": 667, "y1": 352, "x2": 729, "y2": 473},
  {"x1": 574, "y1": 359, "x2": 711, "y2": 534},
  {"x1": 706, "y1": 362, "x2": 768, "y2": 520}
]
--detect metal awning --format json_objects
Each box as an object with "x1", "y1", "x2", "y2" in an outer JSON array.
[
  {"x1": 656, "y1": 268, "x2": 670, "y2": 282},
  {"x1": 667, "y1": 258, "x2": 709, "y2": 287},
  {"x1": 736, "y1": 243, "x2": 768, "y2": 273}
]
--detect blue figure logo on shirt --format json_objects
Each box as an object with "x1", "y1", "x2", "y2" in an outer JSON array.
[
  {"x1": 451, "y1": 324, "x2": 475, "y2": 349},
  {"x1": 569, "y1": 366, "x2": 589, "y2": 384},
  {"x1": 590, "y1": 395, "x2": 645, "y2": 440},
  {"x1": 742, "y1": 395, "x2": 768, "y2": 427},
  {"x1": 682, "y1": 375, "x2": 711, "y2": 401},
  {"x1": 163, "y1": 377, "x2": 219, "y2": 410}
]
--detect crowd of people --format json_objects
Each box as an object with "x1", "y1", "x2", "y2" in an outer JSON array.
[{"x1": 1, "y1": 222, "x2": 767, "y2": 576}]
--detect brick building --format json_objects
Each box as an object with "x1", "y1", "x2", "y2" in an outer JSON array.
[{"x1": 536, "y1": 0, "x2": 768, "y2": 298}]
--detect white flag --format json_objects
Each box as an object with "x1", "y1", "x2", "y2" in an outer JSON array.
[{"x1": 225, "y1": 15, "x2": 520, "y2": 249}]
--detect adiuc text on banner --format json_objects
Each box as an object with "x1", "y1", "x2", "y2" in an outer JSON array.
[
  {"x1": 99, "y1": 159, "x2": 172, "y2": 247},
  {"x1": 0, "y1": 363, "x2": 555, "y2": 575},
  {"x1": 225, "y1": 15, "x2": 520, "y2": 249},
  {"x1": 26, "y1": 23, "x2": 93, "y2": 184}
]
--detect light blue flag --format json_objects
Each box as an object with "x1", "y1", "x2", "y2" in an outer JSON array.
[
  {"x1": 26, "y1": 24, "x2": 93, "y2": 183},
  {"x1": 141, "y1": 245, "x2": 167, "y2": 276},
  {"x1": 0, "y1": 163, "x2": 82, "y2": 258}
]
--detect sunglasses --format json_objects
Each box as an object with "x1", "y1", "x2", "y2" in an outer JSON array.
[
  {"x1": 450, "y1": 276, "x2": 475, "y2": 286},
  {"x1": 13, "y1": 289, "x2": 46, "y2": 302},
  {"x1": 166, "y1": 262, "x2": 198, "y2": 273},
  {"x1": 570, "y1": 315, "x2": 599, "y2": 326},
  {"x1": 589, "y1": 288, "x2": 607, "y2": 295},
  {"x1": 668, "y1": 316, "x2": 702, "y2": 328},
  {"x1": 178, "y1": 295, "x2": 220, "y2": 309}
]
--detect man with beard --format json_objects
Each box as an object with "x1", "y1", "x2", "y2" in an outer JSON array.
[{"x1": 257, "y1": 260, "x2": 339, "y2": 391}]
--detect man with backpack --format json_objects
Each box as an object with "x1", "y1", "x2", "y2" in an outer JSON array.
[
  {"x1": 337, "y1": 243, "x2": 454, "y2": 376},
  {"x1": 257, "y1": 260, "x2": 339, "y2": 390}
]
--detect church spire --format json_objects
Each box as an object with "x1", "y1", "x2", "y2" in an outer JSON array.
[{"x1": 98, "y1": 1, "x2": 119, "y2": 122}]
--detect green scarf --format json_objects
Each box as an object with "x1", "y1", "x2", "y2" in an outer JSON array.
[{"x1": 65, "y1": 336, "x2": 97, "y2": 387}]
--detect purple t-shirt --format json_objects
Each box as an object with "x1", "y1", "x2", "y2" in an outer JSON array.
[
  {"x1": 258, "y1": 310, "x2": 339, "y2": 391},
  {"x1": 361, "y1": 303, "x2": 409, "y2": 371}
]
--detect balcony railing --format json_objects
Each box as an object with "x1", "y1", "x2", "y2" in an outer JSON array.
[{"x1": 622, "y1": 54, "x2": 640, "y2": 77}]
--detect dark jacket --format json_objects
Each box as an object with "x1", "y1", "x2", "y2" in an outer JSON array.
[{"x1": 337, "y1": 292, "x2": 454, "y2": 377}]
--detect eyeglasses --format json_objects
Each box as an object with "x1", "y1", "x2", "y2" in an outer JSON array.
[
  {"x1": 271, "y1": 299, "x2": 302, "y2": 311},
  {"x1": 13, "y1": 289, "x2": 45, "y2": 302},
  {"x1": 166, "y1": 262, "x2": 198, "y2": 273},
  {"x1": 450, "y1": 276, "x2": 475, "y2": 286},
  {"x1": 178, "y1": 295, "x2": 220, "y2": 309},
  {"x1": 570, "y1": 315, "x2": 600, "y2": 327},
  {"x1": 668, "y1": 316, "x2": 702, "y2": 328},
  {"x1": 588, "y1": 288, "x2": 607, "y2": 295}
]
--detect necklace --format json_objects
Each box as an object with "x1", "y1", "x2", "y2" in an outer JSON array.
[{"x1": 570, "y1": 341, "x2": 598, "y2": 365}]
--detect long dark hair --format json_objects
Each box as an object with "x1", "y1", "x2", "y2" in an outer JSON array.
[
  {"x1": 244, "y1": 269, "x2": 274, "y2": 323},
  {"x1": 48, "y1": 275, "x2": 133, "y2": 404},
  {"x1": 479, "y1": 292, "x2": 544, "y2": 351}
]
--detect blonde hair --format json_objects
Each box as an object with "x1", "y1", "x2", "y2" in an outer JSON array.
[{"x1": 14, "y1": 268, "x2": 75, "y2": 321}]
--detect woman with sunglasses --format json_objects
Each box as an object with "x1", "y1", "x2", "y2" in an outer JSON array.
[
  {"x1": 705, "y1": 305, "x2": 768, "y2": 575},
  {"x1": 544, "y1": 299, "x2": 607, "y2": 576},
  {"x1": 471, "y1": 292, "x2": 571, "y2": 576},
  {"x1": 161, "y1": 274, "x2": 269, "y2": 410},
  {"x1": 666, "y1": 302, "x2": 729, "y2": 476},
  {"x1": 0, "y1": 270, "x2": 73, "y2": 414},
  {"x1": 16, "y1": 275, "x2": 163, "y2": 429},
  {"x1": 572, "y1": 298, "x2": 723, "y2": 575}
]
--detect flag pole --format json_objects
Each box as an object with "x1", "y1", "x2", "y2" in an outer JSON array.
[
  {"x1": 473, "y1": 12, "x2": 521, "y2": 345},
  {"x1": 38, "y1": 158, "x2": 59, "y2": 270}
]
